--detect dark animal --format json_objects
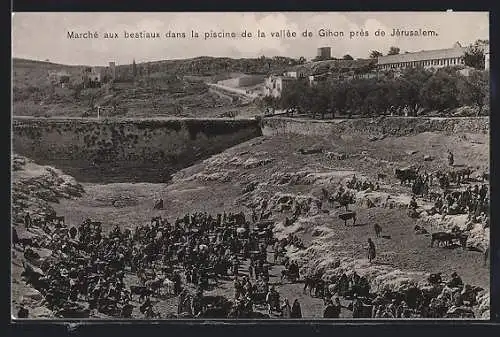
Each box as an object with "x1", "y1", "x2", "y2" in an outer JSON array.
[
  {"x1": 17, "y1": 307, "x2": 29, "y2": 318},
  {"x1": 452, "y1": 232, "x2": 468, "y2": 249},
  {"x1": 395, "y1": 167, "x2": 419, "y2": 185},
  {"x1": 303, "y1": 276, "x2": 324, "y2": 297},
  {"x1": 130, "y1": 285, "x2": 153, "y2": 301},
  {"x1": 414, "y1": 225, "x2": 428, "y2": 235},
  {"x1": 430, "y1": 232, "x2": 453, "y2": 248},
  {"x1": 339, "y1": 211, "x2": 356, "y2": 226},
  {"x1": 21, "y1": 263, "x2": 45, "y2": 288},
  {"x1": 16, "y1": 237, "x2": 40, "y2": 249},
  {"x1": 336, "y1": 193, "x2": 355, "y2": 211},
  {"x1": 377, "y1": 173, "x2": 387, "y2": 181},
  {"x1": 153, "y1": 199, "x2": 164, "y2": 210},
  {"x1": 374, "y1": 224, "x2": 382, "y2": 237},
  {"x1": 281, "y1": 268, "x2": 299, "y2": 283},
  {"x1": 428, "y1": 273, "x2": 442, "y2": 284}
]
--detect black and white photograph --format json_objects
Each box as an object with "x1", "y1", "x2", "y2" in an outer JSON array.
[{"x1": 11, "y1": 11, "x2": 490, "y2": 320}]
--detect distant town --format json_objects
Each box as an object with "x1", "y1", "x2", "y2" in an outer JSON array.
[{"x1": 46, "y1": 40, "x2": 489, "y2": 100}]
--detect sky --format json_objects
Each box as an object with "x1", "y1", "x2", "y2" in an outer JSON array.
[{"x1": 12, "y1": 12, "x2": 489, "y2": 66}]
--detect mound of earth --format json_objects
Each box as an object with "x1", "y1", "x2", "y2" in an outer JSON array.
[
  {"x1": 270, "y1": 170, "x2": 358, "y2": 186},
  {"x1": 355, "y1": 191, "x2": 412, "y2": 209},
  {"x1": 245, "y1": 192, "x2": 323, "y2": 216},
  {"x1": 187, "y1": 170, "x2": 236, "y2": 183},
  {"x1": 11, "y1": 154, "x2": 86, "y2": 318},
  {"x1": 12, "y1": 155, "x2": 85, "y2": 224}
]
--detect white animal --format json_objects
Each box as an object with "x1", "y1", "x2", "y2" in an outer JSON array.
[{"x1": 162, "y1": 278, "x2": 175, "y2": 295}]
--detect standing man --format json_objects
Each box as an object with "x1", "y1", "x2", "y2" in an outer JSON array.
[
  {"x1": 24, "y1": 212, "x2": 32, "y2": 229},
  {"x1": 367, "y1": 238, "x2": 376, "y2": 264},
  {"x1": 447, "y1": 150, "x2": 454, "y2": 167}
]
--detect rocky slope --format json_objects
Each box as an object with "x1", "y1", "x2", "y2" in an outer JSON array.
[{"x1": 11, "y1": 154, "x2": 85, "y2": 318}]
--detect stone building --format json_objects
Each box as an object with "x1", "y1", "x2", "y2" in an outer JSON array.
[
  {"x1": 377, "y1": 42, "x2": 467, "y2": 70},
  {"x1": 263, "y1": 75, "x2": 297, "y2": 98},
  {"x1": 317, "y1": 47, "x2": 332, "y2": 60},
  {"x1": 82, "y1": 67, "x2": 102, "y2": 88}
]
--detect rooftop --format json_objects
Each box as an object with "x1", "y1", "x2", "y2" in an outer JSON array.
[{"x1": 376, "y1": 42, "x2": 485, "y2": 65}]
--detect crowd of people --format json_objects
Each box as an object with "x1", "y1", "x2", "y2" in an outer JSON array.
[{"x1": 17, "y1": 206, "x2": 314, "y2": 319}]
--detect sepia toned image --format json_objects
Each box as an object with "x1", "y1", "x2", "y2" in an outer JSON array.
[{"x1": 11, "y1": 12, "x2": 490, "y2": 320}]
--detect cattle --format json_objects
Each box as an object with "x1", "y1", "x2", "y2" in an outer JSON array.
[
  {"x1": 339, "y1": 211, "x2": 357, "y2": 226},
  {"x1": 452, "y1": 232, "x2": 468, "y2": 250},
  {"x1": 303, "y1": 276, "x2": 324, "y2": 297},
  {"x1": 430, "y1": 232, "x2": 453, "y2": 248},
  {"x1": 395, "y1": 167, "x2": 419, "y2": 185},
  {"x1": 21, "y1": 262, "x2": 45, "y2": 286},
  {"x1": 130, "y1": 285, "x2": 153, "y2": 301},
  {"x1": 377, "y1": 173, "x2": 387, "y2": 181}
]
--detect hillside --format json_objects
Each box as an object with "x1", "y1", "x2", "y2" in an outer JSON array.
[
  {"x1": 12, "y1": 56, "x2": 308, "y2": 118},
  {"x1": 12, "y1": 60, "x2": 252, "y2": 118}
]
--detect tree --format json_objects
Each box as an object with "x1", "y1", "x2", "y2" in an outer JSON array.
[
  {"x1": 463, "y1": 43, "x2": 485, "y2": 70},
  {"x1": 279, "y1": 80, "x2": 310, "y2": 114},
  {"x1": 343, "y1": 54, "x2": 354, "y2": 60},
  {"x1": 419, "y1": 69, "x2": 461, "y2": 112},
  {"x1": 399, "y1": 67, "x2": 433, "y2": 116},
  {"x1": 326, "y1": 79, "x2": 347, "y2": 118},
  {"x1": 387, "y1": 47, "x2": 400, "y2": 55},
  {"x1": 370, "y1": 50, "x2": 383, "y2": 59},
  {"x1": 457, "y1": 70, "x2": 489, "y2": 113},
  {"x1": 310, "y1": 82, "x2": 331, "y2": 119},
  {"x1": 132, "y1": 59, "x2": 137, "y2": 78},
  {"x1": 345, "y1": 87, "x2": 362, "y2": 117}
]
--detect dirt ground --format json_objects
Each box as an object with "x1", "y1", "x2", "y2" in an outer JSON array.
[{"x1": 46, "y1": 129, "x2": 489, "y2": 318}]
